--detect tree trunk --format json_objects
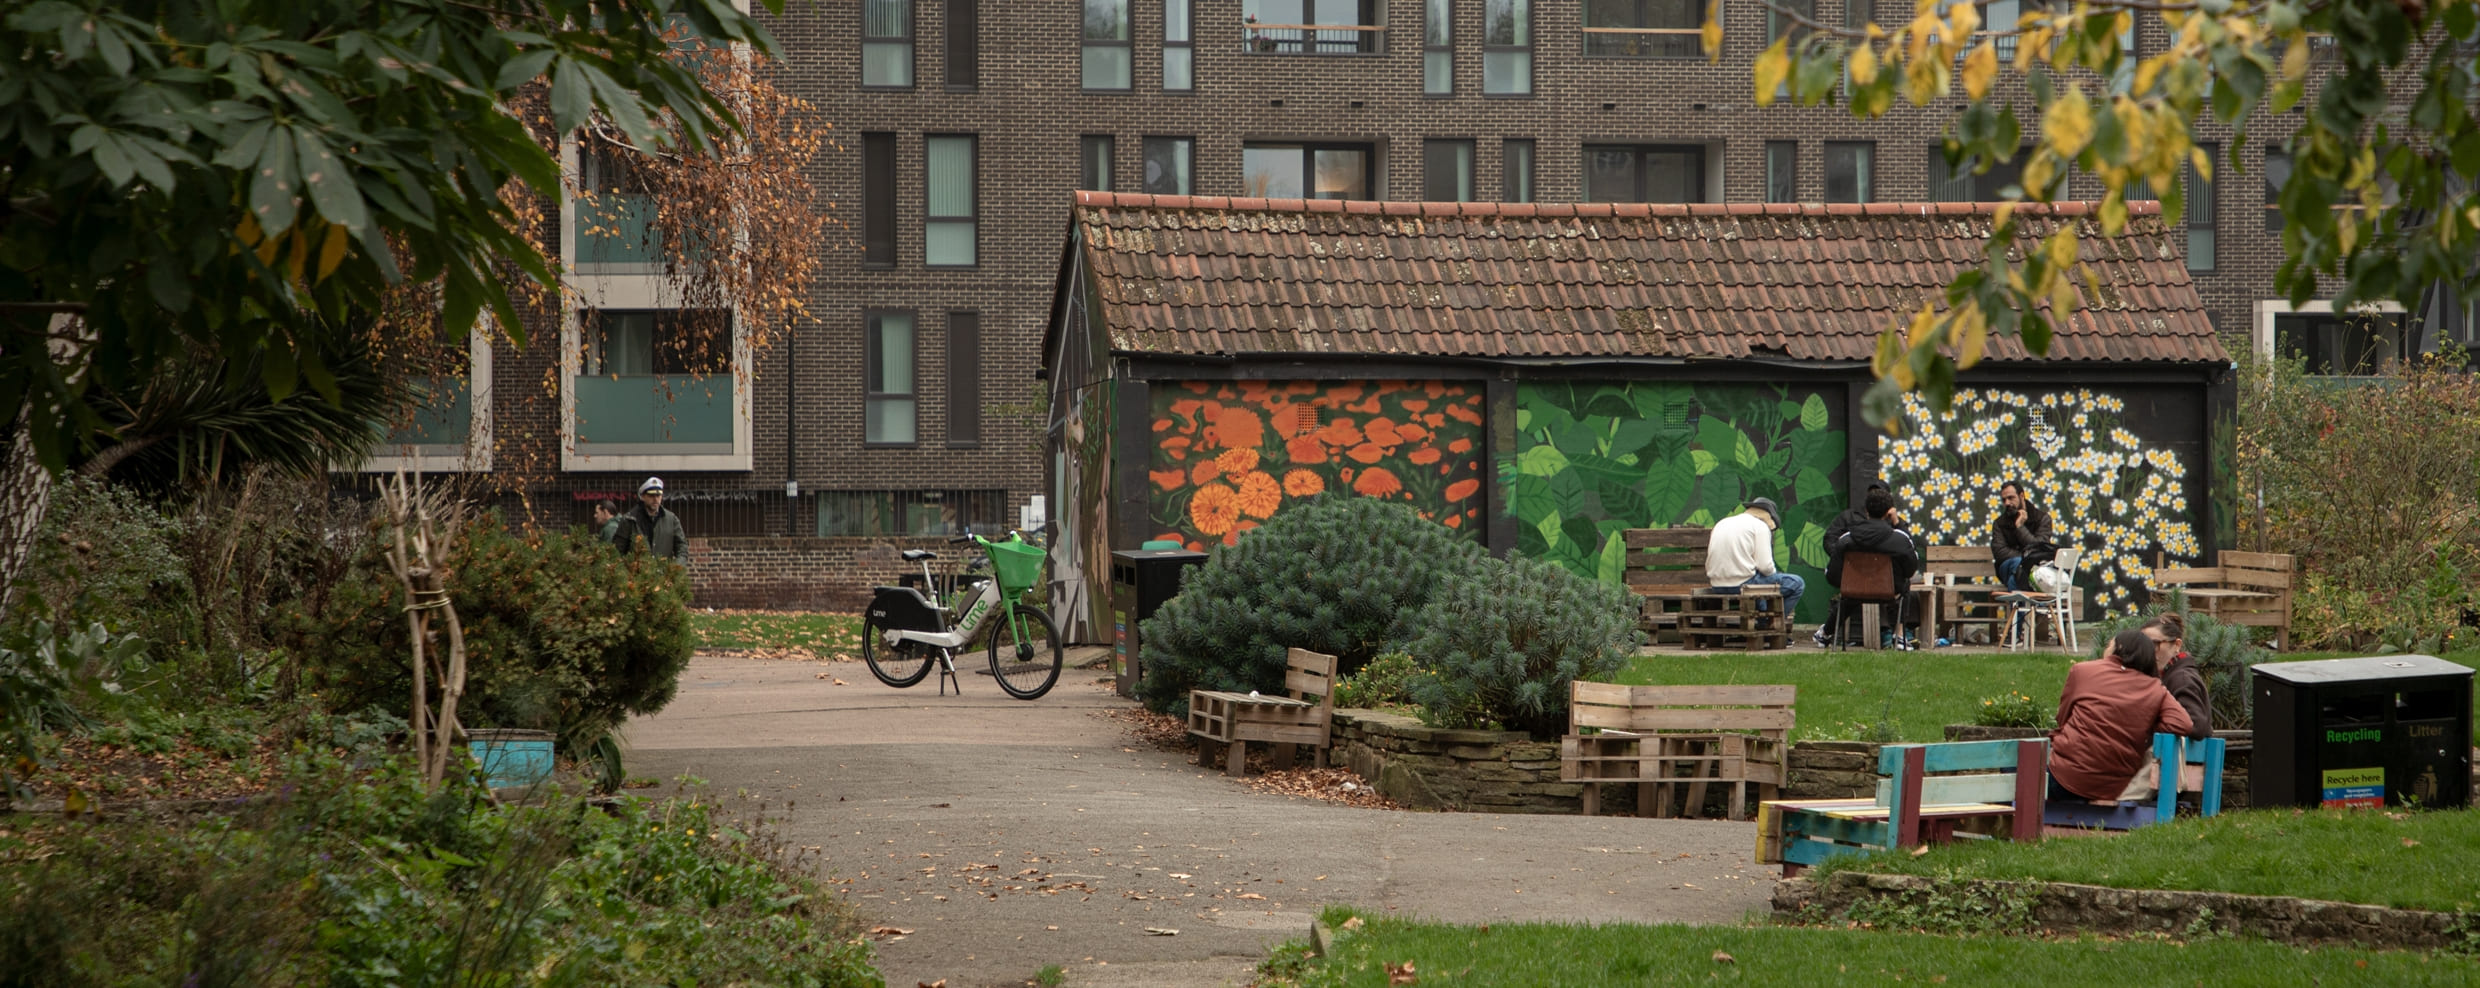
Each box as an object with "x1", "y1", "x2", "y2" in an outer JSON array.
[{"x1": 0, "y1": 407, "x2": 55, "y2": 623}]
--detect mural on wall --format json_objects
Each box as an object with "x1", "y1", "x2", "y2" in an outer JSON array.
[
  {"x1": 1878, "y1": 388, "x2": 2204, "y2": 615},
  {"x1": 1148, "y1": 380, "x2": 1487, "y2": 552},
  {"x1": 1056, "y1": 382, "x2": 1116, "y2": 640},
  {"x1": 1510, "y1": 382, "x2": 1848, "y2": 623}
]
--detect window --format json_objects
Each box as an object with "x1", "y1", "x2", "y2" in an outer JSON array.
[
  {"x1": 1765, "y1": 141, "x2": 1797, "y2": 202},
  {"x1": 1243, "y1": 0, "x2": 1383, "y2": 54},
  {"x1": 576, "y1": 140, "x2": 657, "y2": 267},
  {"x1": 1143, "y1": 136, "x2": 1193, "y2": 194},
  {"x1": 863, "y1": 0, "x2": 914, "y2": 87},
  {"x1": 585, "y1": 310, "x2": 730, "y2": 377},
  {"x1": 1424, "y1": 0, "x2": 1452, "y2": 93},
  {"x1": 925, "y1": 135, "x2": 976, "y2": 266},
  {"x1": 1931, "y1": 144, "x2": 2024, "y2": 201},
  {"x1": 861, "y1": 133, "x2": 896, "y2": 267},
  {"x1": 1824, "y1": 142, "x2": 1873, "y2": 203},
  {"x1": 2262, "y1": 148, "x2": 2289, "y2": 233},
  {"x1": 1844, "y1": 0, "x2": 1870, "y2": 31},
  {"x1": 1243, "y1": 143, "x2": 1375, "y2": 199},
  {"x1": 1483, "y1": 0, "x2": 1530, "y2": 94},
  {"x1": 865, "y1": 310, "x2": 917, "y2": 444},
  {"x1": 1424, "y1": 140, "x2": 1475, "y2": 201},
  {"x1": 1583, "y1": 145, "x2": 1707, "y2": 203},
  {"x1": 947, "y1": 311, "x2": 980, "y2": 445},
  {"x1": 1165, "y1": 0, "x2": 1194, "y2": 88},
  {"x1": 1584, "y1": 0, "x2": 1701, "y2": 58},
  {"x1": 2187, "y1": 141, "x2": 2216, "y2": 271},
  {"x1": 1083, "y1": 0, "x2": 1131, "y2": 89},
  {"x1": 1080, "y1": 135, "x2": 1115, "y2": 191},
  {"x1": 945, "y1": 0, "x2": 977, "y2": 88},
  {"x1": 817, "y1": 489, "x2": 1008, "y2": 536},
  {"x1": 2274, "y1": 309, "x2": 2409, "y2": 375},
  {"x1": 1501, "y1": 139, "x2": 1535, "y2": 202},
  {"x1": 1771, "y1": 0, "x2": 1814, "y2": 44}
]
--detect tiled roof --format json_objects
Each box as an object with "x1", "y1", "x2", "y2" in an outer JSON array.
[{"x1": 1070, "y1": 193, "x2": 2228, "y2": 365}]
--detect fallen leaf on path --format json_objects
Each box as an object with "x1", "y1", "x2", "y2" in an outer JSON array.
[
  {"x1": 917, "y1": 980, "x2": 945, "y2": 988},
  {"x1": 2402, "y1": 838, "x2": 2421, "y2": 847},
  {"x1": 1386, "y1": 960, "x2": 1418, "y2": 985},
  {"x1": 1169, "y1": 872, "x2": 1193, "y2": 880},
  {"x1": 1910, "y1": 845, "x2": 1931, "y2": 857},
  {"x1": 1712, "y1": 951, "x2": 1735, "y2": 964},
  {"x1": 869, "y1": 926, "x2": 914, "y2": 937},
  {"x1": 1143, "y1": 927, "x2": 1179, "y2": 936},
  {"x1": 1341, "y1": 916, "x2": 1365, "y2": 931},
  {"x1": 1237, "y1": 893, "x2": 1266, "y2": 900}
]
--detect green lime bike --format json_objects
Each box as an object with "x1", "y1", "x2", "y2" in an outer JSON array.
[{"x1": 859, "y1": 531, "x2": 1064, "y2": 699}]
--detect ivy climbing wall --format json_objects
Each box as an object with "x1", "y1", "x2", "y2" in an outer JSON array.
[
  {"x1": 1509, "y1": 382, "x2": 1849, "y2": 623},
  {"x1": 1146, "y1": 380, "x2": 1488, "y2": 552}
]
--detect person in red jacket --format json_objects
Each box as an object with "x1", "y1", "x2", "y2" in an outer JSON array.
[{"x1": 2049, "y1": 628, "x2": 2194, "y2": 802}]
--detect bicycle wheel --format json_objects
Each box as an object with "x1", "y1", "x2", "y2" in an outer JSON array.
[
  {"x1": 861, "y1": 618, "x2": 932, "y2": 688},
  {"x1": 986, "y1": 603, "x2": 1064, "y2": 700}
]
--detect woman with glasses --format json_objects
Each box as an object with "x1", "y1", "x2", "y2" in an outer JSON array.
[{"x1": 2142, "y1": 612, "x2": 2213, "y2": 739}]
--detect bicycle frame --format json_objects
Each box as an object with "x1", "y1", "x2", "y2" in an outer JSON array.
[{"x1": 887, "y1": 577, "x2": 1003, "y2": 651}]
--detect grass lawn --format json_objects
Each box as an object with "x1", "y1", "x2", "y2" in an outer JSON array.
[
  {"x1": 1806, "y1": 806, "x2": 2480, "y2": 913},
  {"x1": 1265, "y1": 909, "x2": 2475, "y2": 986},
  {"x1": 1617, "y1": 650, "x2": 2078, "y2": 742},
  {"x1": 687, "y1": 609, "x2": 862, "y2": 658}
]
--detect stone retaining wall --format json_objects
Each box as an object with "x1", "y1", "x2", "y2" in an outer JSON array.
[
  {"x1": 1329, "y1": 710, "x2": 1579, "y2": 813},
  {"x1": 1776, "y1": 872, "x2": 2474, "y2": 951}
]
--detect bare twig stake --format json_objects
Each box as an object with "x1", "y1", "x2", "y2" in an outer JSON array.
[{"x1": 382, "y1": 470, "x2": 470, "y2": 787}]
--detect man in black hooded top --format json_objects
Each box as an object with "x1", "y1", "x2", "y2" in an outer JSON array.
[{"x1": 1813, "y1": 487, "x2": 1921, "y2": 647}]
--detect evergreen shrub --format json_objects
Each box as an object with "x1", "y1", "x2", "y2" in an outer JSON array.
[
  {"x1": 1135, "y1": 496, "x2": 1484, "y2": 716},
  {"x1": 1402, "y1": 553, "x2": 1643, "y2": 739},
  {"x1": 2089, "y1": 589, "x2": 2271, "y2": 728},
  {"x1": 297, "y1": 512, "x2": 694, "y2": 750}
]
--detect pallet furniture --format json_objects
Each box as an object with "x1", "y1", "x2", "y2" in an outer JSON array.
[
  {"x1": 1620, "y1": 527, "x2": 1711, "y2": 641},
  {"x1": 1682, "y1": 586, "x2": 1789, "y2": 649},
  {"x1": 1560, "y1": 682, "x2": 1794, "y2": 820},
  {"x1": 1759, "y1": 738, "x2": 2050, "y2": 876},
  {"x1": 2150, "y1": 551, "x2": 2295, "y2": 649},
  {"x1": 2042, "y1": 733, "x2": 2228, "y2": 829},
  {"x1": 1188, "y1": 647, "x2": 1338, "y2": 777}
]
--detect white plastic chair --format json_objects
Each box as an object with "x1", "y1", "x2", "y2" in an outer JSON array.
[{"x1": 2002, "y1": 547, "x2": 2080, "y2": 651}]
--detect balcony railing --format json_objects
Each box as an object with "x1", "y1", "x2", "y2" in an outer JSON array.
[
  {"x1": 576, "y1": 193, "x2": 659, "y2": 267},
  {"x1": 1240, "y1": 20, "x2": 1384, "y2": 55},
  {"x1": 574, "y1": 374, "x2": 734, "y2": 449},
  {"x1": 1581, "y1": 26, "x2": 1702, "y2": 58},
  {"x1": 385, "y1": 376, "x2": 472, "y2": 447}
]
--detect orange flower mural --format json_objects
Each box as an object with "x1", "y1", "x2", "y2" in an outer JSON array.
[{"x1": 1151, "y1": 379, "x2": 1485, "y2": 552}]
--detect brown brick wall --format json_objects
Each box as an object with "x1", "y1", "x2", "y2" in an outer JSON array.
[{"x1": 687, "y1": 535, "x2": 960, "y2": 611}]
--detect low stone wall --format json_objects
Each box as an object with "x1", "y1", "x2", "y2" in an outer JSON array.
[
  {"x1": 1329, "y1": 710, "x2": 1579, "y2": 814},
  {"x1": 685, "y1": 535, "x2": 950, "y2": 611},
  {"x1": 1777, "y1": 872, "x2": 2473, "y2": 951},
  {"x1": 1785, "y1": 741, "x2": 1888, "y2": 799}
]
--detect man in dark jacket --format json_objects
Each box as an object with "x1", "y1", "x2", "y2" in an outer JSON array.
[
  {"x1": 2143, "y1": 613, "x2": 2212, "y2": 739},
  {"x1": 615, "y1": 476, "x2": 690, "y2": 565},
  {"x1": 1991, "y1": 480, "x2": 2056, "y2": 590},
  {"x1": 1825, "y1": 480, "x2": 1910, "y2": 551},
  {"x1": 1814, "y1": 488, "x2": 1921, "y2": 647}
]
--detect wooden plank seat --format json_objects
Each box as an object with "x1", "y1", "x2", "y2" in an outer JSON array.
[
  {"x1": 1560, "y1": 682, "x2": 1794, "y2": 820},
  {"x1": 2151, "y1": 551, "x2": 2294, "y2": 649},
  {"x1": 1621, "y1": 527, "x2": 1711, "y2": 642},
  {"x1": 1921, "y1": 544, "x2": 2084, "y2": 647},
  {"x1": 1682, "y1": 586, "x2": 1789, "y2": 650},
  {"x1": 1188, "y1": 647, "x2": 1338, "y2": 777},
  {"x1": 1759, "y1": 738, "x2": 2050, "y2": 876},
  {"x1": 2041, "y1": 733, "x2": 2228, "y2": 830}
]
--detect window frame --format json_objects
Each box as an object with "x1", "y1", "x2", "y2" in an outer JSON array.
[
  {"x1": 1764, "y1": 140, "x2": 1798, "y2": 203},
  {"x1": 1501, "y1": 138, "x2": 1535, "y2": 202},
  {"x1": 1424, "y1": 0, "x2": 1453, "y2": 94},
  {"x1": 1142, "y1": 136, "x2": 1194, "y2": 194},
  {"x1": 923, "y1": 134, "x2": 979, "y2": 268},
  {"x1": 861, "y1": 133, "x2": 898, "y2": 268},
  {"x1": 1080, "y1": 134, "x2": 1116, "y2": 192},
  {"x1": 1082, "y1": 0, "x2": 1133, "y2": 91},
  {"x1": 1241, "y1": 141, "x2": 1380, "y2": 200},
  {"x1": 1770, "y1": 0, "x2": 1814, "y2": 45},
  {"x1": 1424, "y1": 139, "x2": 1476, "y2": 202},
  {"x1": 1823, "y1": 141, "x2": 1873, "y2": 204},
  {"x1": 1482, "y1": 0, "x2": 1531, "y2": 95},
  {"x1": 864, "y1": 308, "x2": 920, "y2": 447},
  {"x1": 1844, "y1": 0, "x2": 1870, "y2": 32},
  {"x1": 946, "y1": 310, "x2": 981, "y2": 447},
  {"x1": 2186, "y1": 141, "x2": 2217, "y2": 272},
  {"x1": 1581, "y1": 143, "x2": 1710, "y2": 203},
  {"x1": 862, "y1": 0, "x2": 916, "y2": 89},
  {"x1": 2262, "y1": 147, "x2": 2288, "y2": 234},
  {"x1": 1583, "y1": 0, "x2": 1705, "y2": 59},
  {"x1": 816, "y1": 489, "x2": 1011, "y2": 537},
  {"x1": 945, "y1": 0, "x2": 978, "y2": 89},
  {"x1": 1164, "y1": 0, "x2": 1195, "y2": 89}
]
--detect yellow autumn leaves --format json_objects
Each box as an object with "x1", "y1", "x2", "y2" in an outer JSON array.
[{"x1": 234, "y1": 211, "x2": 354, "y2": 286}]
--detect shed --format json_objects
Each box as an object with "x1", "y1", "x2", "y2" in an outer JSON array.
[{"x1": 1041, "y1": 193, "x2": 2231, "y2": 642}]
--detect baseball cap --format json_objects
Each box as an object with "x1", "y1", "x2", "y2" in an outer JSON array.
[{"x1": 639, "y1": 477, "x2": 666, "y2": 495}]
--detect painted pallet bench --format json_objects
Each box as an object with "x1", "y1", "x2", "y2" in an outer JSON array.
[{"x1": 1759, "y1": 738, "x2": 2049, "y2": 876}]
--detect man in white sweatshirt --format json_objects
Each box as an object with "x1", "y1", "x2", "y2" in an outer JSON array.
[{"x1": 1705, "y1": 496, "x2": 1805, "y2": 636}]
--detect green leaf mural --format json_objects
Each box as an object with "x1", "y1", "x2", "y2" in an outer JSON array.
[{"x1": 1512, "y1": 382, "x2": 1848, "y2": 623}]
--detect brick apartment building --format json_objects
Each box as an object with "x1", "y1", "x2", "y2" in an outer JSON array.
[{"x1": 361, "y1": 0, "x2": 2461, "y2": 608}]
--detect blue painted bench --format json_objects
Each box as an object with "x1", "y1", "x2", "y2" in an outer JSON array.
[
  {"x1": 2041, "y1": 733, "x2": 2228, "y2": 829},
  {"x1": 1759, "y1": 738, "x2": 2050, "y2": 876}
]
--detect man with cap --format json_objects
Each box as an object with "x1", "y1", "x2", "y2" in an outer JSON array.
[
  {"x1": 615, "y1": 477, "x2": 690, "y2": 565},
  {"x1": 1705, "y1": 496, "x2": 1805, "y2": 632}
]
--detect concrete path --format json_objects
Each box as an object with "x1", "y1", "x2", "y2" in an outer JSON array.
[{"x1": 627, "y1": 653, "x2": 1777, "y2": 988}]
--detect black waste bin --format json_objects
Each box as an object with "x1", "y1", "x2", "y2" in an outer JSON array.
[
  {"x1": 2251, "y1": 655, "x2": 2473, "y2": 809},
  {"x1": 1110, "y1": 548, "x2": 1207, "y2": 698}
]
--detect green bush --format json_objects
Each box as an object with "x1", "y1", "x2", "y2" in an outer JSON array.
[
  {"x1": 1329, "y1": 651, "x2": 1425, "y2": 710},
  {"x1": 296, "y1": 511, "x2": 694, "y2": 750},
  {"x1": 2089, "y1": 589, "x2": 2271, "y2": 728},
  {"x1": 1135, "y1": 497, "x2": 1485, "y2": 715},
  {"x1": 1401, "y1": 553, "x2": 1643, "y2": 739},
  {"x1": 1970, "y1": 690, "x2": 2051, "y2": 729},
  {"x1": 13, "y1": 476, "x2": 197, "y2": 651}
]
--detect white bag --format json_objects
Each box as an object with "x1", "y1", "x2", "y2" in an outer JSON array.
[{"x1": 2030, "y1": 563, "x2": 2072, "y2": 596}]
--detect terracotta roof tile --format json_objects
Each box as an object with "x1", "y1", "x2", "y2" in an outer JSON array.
[{"x1": 1071, "y1": 195, "x2": 2224, "y2": 364}]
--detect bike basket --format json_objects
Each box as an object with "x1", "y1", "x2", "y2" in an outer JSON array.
[{"x1": 986, "y1": 538, "x2": 1047, "y2": 595}]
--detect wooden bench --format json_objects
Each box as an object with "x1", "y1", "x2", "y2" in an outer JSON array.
[
  {"x1": 1760, "y1": 738, "x2": 2050, "y2": 876},
  {"x1": 1561, "y1": 682, "x2": 1794, "y2": 820},
  {"x1": 1920, "y1": 544, "x2": 2084, "y2": 647},
  {"x1": 1683, "y1": 586, "x2": 1789, "y2": 649},
  {"x1": 1621, "y1": 527, "x2": 1708, "y2": 641},
  {"x1": 1188, "y1": 648, "x2": 1337, "y2": 777},
  {"x1": 2042, "y1": 733, "x2": 2228, "y2": 829},
  {"x1": 2151, "y1": 551, "x2": 2294, "y2": 649}
]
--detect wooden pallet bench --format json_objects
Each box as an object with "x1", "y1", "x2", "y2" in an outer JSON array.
[
  {"x1": 1621, "y1": 527, "x2": 1709, "y2": 641},
  {"x1": 2042, "y1": 733, "x2": 2228, "y2": 829},
  {"x1": 1759, "y1": 738, "x2": 2049, "y2": 876},
  {"x1": 1560, "y1": 682, "x2": 1793, "y2": 820},
  {"x1": 1188, "y1": 647, "x2": 1338, "y2": 777},
  {"x1": 2151, "y1": 550, "x2": 2294, "y2": 650},
  {"x1": 1682, "y1": 586, "x2": 1788, "y2": 649}
]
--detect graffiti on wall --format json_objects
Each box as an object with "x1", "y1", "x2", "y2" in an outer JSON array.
[
  {"x1": 1878, "y1": 388, "x2": 2203, "y2": 614},
  {"x1": 1510, "y1": 382, "x2": 1847, "y2": 622},
  {"x1": 1148, "y1": 380, "x2": 1486, "y2": 552}
]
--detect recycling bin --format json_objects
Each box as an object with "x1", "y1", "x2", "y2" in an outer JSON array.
[
  {"x1": 1110, "y1": 548, "x2": 1207, "y2": 698},
  {"x1": 2251, "y1": 655, "x2": 2472, "y2": 809}
]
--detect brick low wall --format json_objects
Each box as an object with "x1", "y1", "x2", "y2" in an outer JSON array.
[
  {"x1": 685, "y1": 535, "x2": 953, "y2": 611},
  {"x1": 1330, "y1": 710, "x2": 1579, "y2": 814}
]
